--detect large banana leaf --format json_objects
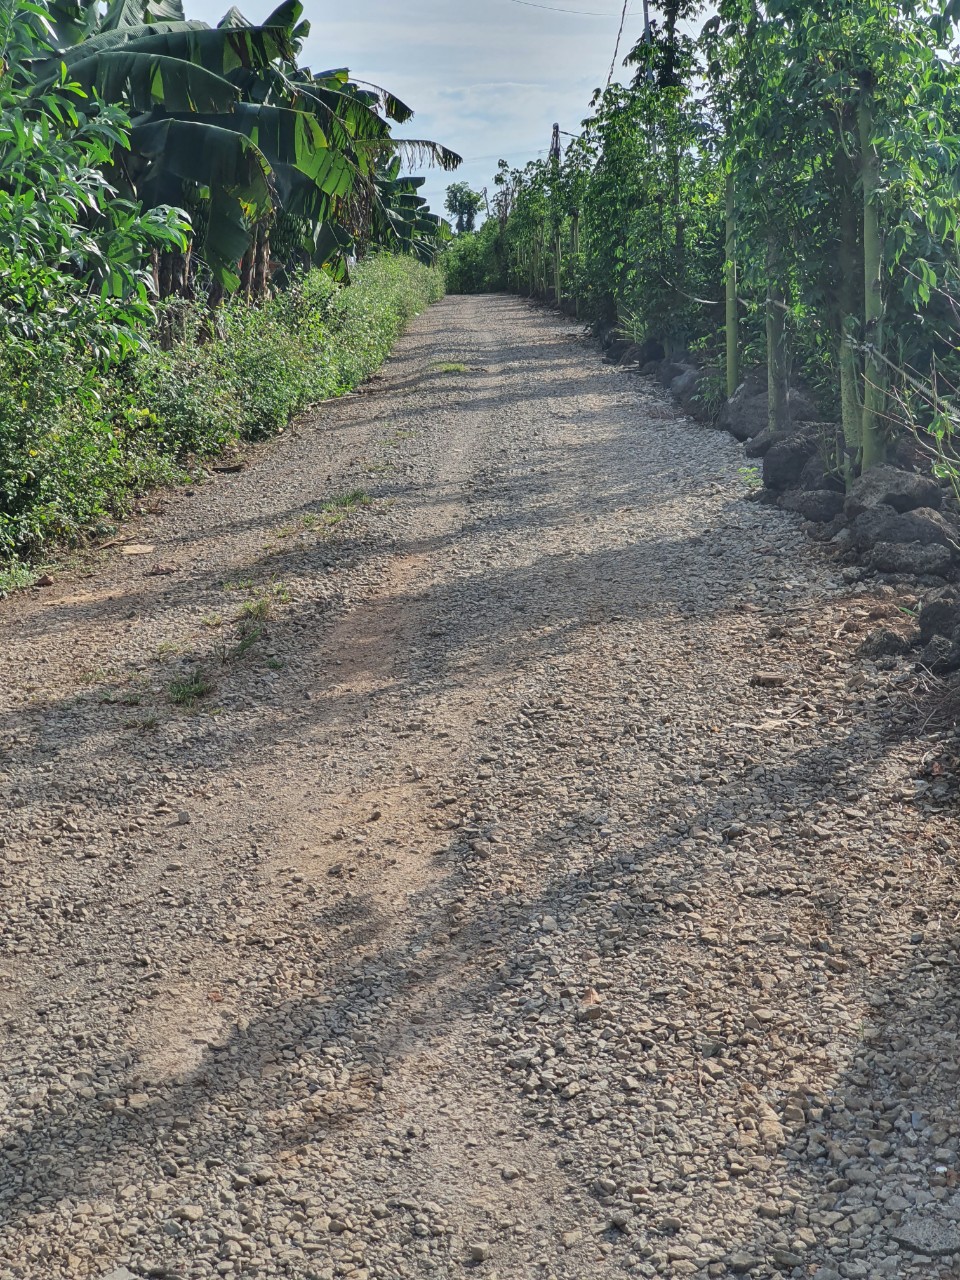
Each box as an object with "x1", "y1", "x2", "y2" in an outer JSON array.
[
  {"x1": 271, "y1": 162, "x2": 337, "y2": 223},
  {"x1": 61, "y1": 50, "x2": 240, "y2": 111},
  {"x1": 356, "y1": 137, "x2": 463, "y2": 172},
  {"x1": 35, "y1": 22, "x2": 298, "y2": 76},
  {"x1": 170, "y1": 103, "x2": 355, "y2": 197},
  {"x1": 217, "y1": 5, "x2": 252, "y2": 27},
  {"x1": 131, "y1": 115, "x2": 273, "y2": 285},
  {"x1": 30, "y1": 0, "x2": 455, "y2": 290},
  {"x1": 102, "y1": 0, "x2": 186, "y2": 32},
  {"x1": 47, "y1": 0, "x2": 103, "y2": 48}
]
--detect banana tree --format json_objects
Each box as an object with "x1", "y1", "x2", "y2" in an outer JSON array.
[{"x1": 26, "y1": 0, "x2": 460, "y2": 290}]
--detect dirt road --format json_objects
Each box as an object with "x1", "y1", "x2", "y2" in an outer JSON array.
[{"x1": 1, "y1": 295, "x2": 959, "y2": 1280}]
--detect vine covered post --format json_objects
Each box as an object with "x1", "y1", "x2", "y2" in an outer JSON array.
[
  {"x1": 839, "y1": 163, "x2": 862, "y2": 483},
  {"x1": 766, "y1": 237, "x2": 789, "y2": 432},
  {"x1": 724, "y1": 166, "x2": 739, "y2": 399},
  {"x1": 858, "y1": 84, "x2": 887, "y2": 470}
]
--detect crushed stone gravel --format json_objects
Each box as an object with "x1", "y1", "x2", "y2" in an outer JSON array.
[{"x1": 1, "y1": 294, "x2": 960, "y2": 1280}]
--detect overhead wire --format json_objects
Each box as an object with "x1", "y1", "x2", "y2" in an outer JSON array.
[
  {"x1": 605, "y1": 0, "x2": 631, "y2": 85},
  {"x1": 506, "y1": 0, "x2": 629, "y2": 14}
]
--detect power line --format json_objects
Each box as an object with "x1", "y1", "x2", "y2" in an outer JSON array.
[
  {"x1": 605, "y1": 0, "x2": 630, "y2": 85},
  {"x1": 506, "y1": 0, "x2": 627, "y2": 15},
  {"x1": 460, "y1": 147, "x2": 551, "y2": 163}
]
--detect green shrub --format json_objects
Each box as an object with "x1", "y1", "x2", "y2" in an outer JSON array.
[
  {"x1": 0, "y1": 255, "x2": 444, "y2": 566},
  {"x1": 441, "y1": 223, "x2": 503, "y2": 294}
]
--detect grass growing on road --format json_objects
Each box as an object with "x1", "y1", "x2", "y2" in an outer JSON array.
[{"x1": 168, "y1": 672, "x2": 214, "y2": 706}]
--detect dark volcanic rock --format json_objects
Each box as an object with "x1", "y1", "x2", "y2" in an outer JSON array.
[
  {"x1": 721, "y1": 386, "x2": 769, "y2": 442},
  {"x1": 866, "y1": 540, "x2": 954, "y2": 577},
  {"x1": 919, "y1": 634, "x2": 960, "y2": 674},
  {"x1": 604, "y1": 337, "x2": 632, "y2": 362},
  {"x1": 919, "y1": 587, "x2": 960, "y2": 643},
  {"x1": 798, "y1": 450, "x2": 845, "y2": 494},
  {"x1": 787, "y1": 390, "x2": 821, "y2": 423},
  {"x1": 850, "y1": 505, "x2": 957, "y2": 553},
  {"x1": 780, "y1": 489, "x2": 846, "y2": 523},
  {"x1": 762, "y1": 434, "x2": 818, "y2": 491},
  {"x1": 858, "y1": 626, "x2": 918, "y2": 659},
  {"x1": 659, "y1": 361, "x2": 686, "y2": 389},
  {"x1": 844, "y1": 464, "x2": 943, "y2": 518},
  {"x1": 670, "y1": 367, "x2": 703, "y2": 416}
]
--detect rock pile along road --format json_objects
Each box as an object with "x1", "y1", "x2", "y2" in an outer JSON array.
[{"x1": 2, "y1": 295, "x2": 960, "y2": 1280}]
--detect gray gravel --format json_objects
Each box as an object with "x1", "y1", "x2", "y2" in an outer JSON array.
[{"x1": 1, "y1": 294, "x2": 960, "y2": 1280}]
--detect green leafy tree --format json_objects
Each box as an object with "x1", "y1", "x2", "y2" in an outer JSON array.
[{"x1": 444, "y1": 181, "x2": 482, "y2": 234}]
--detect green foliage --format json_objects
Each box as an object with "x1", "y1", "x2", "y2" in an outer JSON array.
[
  {"x1": 442, "y1": 221, "x2": 503, "y2": 293},
  {"x1": 470, "y1": 0, "x2": 960, "y2": 483},
  {"x1": 11, "y1": 0, "x2": 459, "y2": 291},
  {"x1": 0, "y1": 256, "x2": 443, "y2": 563},
  {"x1": 444, "y1": 181, "x2": 483, "y2": 234},
  {"x1": 168, "y1": 670, "x2": 214, "y2": 705},
  {"x1": 0, "y1": 0, "x2": 190, "y2": 355}
]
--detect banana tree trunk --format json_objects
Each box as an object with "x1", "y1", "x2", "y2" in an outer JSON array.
[
  {"x1": 859, "y1": 91, "x2": 887, "y2": 471},
  {"x1": 724, "y1": 168, "x2": 739, "y2": 399},
  {"x1": 253, "y1": 224, "x2": 271, "y2": 301},
  {"x1": 240, "y1": 244, "x2": 254, "y2": 302},
  {"x1": 766, "y1": 237, "x2": 789, "y2": 433}
]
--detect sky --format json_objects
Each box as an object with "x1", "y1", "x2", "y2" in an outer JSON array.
[{"x1": 189, "y1": 0, "x2": 677, "y2": 222}]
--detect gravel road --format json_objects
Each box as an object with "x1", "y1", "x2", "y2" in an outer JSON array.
[{"x1": 2, "y1": 294, "x2": 960, "y2": 1280}]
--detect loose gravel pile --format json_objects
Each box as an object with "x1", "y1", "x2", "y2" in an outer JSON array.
[{"x1": 2, "y1": 295, "x2": 960, "y2": 1280}]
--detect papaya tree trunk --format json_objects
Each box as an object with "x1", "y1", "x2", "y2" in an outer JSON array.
[
  {"x1": 724, "y1": 167, "x2": 739, "y2": 399},
  {"x1": 766, "y1": 237, "x2": 789, "y2": 432},
  {"x1": 859, "y1": 90, "x2": 887, "y2": 471}
]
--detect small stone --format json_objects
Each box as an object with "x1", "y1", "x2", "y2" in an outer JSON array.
[
  {"x1": 173, "y1": 1204, "x2": 204, "y2": 1223},
  {"x1": 750, "y1": 671, "x2": 788, "y2": 688},
  {"x1": 889, "y1": 1216, "x2": 960, "y2": 1256},
  {"x1": 102, "y1": 1270, "x2": 137, "y2": 1280},
  {"x1": 467, "y1": 1243, "x2": 491, "y2": 1262},
  {"x1": 772, "y1": 1251, "x2": 803, "y2": 1268},
  {"x1": 728, "y1": 1254, "x2": 761, "y2": 1274}
]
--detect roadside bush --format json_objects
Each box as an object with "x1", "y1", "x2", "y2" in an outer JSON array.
[
  {"x1": 0, "y1": 255, "x2": 444, "y2": 567},
  {"x1": 441, "y1": 222, "x2": 504, "y2": 294},
  {"x1": 330, "y1": 254, "x2": 445, "y2": 386}
]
